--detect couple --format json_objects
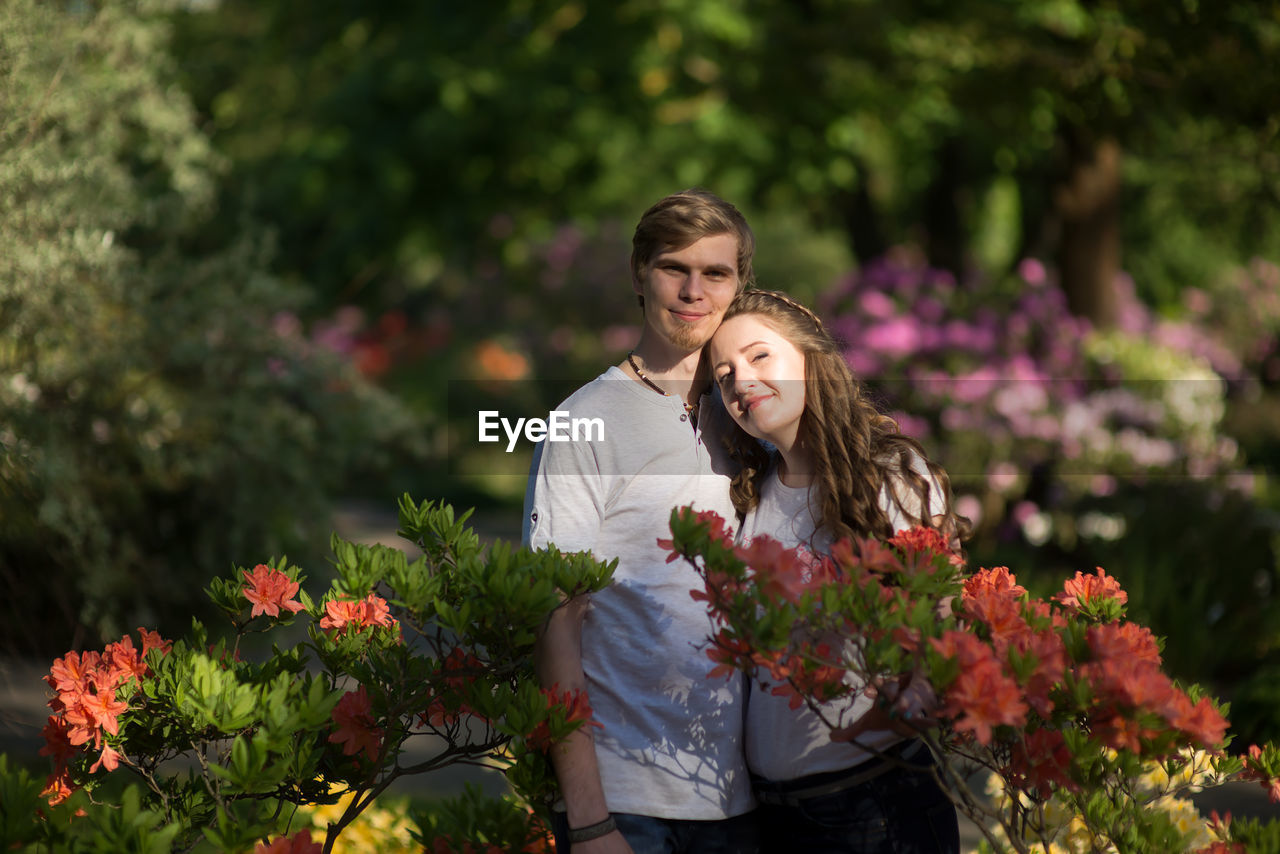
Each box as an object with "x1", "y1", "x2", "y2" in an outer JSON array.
[{"x1": 523, "y1": 189, "x2": 965, "y2": 854}]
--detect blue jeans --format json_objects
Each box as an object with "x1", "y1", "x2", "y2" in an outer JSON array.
[
  {"x1": 753, "y1": 746, "x2": 958, "y2": 854},
  {"x1": 551, "y1": 810, "x2": 760, "y2": 854}
]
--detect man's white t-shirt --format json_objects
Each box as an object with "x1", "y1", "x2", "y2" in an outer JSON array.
[{"x1": 523, "y1": 367, "x2": 754, "y2": 819}]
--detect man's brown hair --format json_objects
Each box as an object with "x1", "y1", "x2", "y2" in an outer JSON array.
[{"x1": 630, "y1": 189, "x2": 756, "y2": 297}]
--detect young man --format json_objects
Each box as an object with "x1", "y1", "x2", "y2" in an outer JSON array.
[{"x1": 523, "y1": 189, "x2": 758, "y2": 853}]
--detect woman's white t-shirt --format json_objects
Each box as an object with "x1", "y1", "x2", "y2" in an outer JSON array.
[{"x1": 740, "y1": 455, "x2": 943, "y2": 782}]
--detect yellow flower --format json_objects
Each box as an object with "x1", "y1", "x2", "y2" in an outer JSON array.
[{"x1": 297, "y1": 783, "x2": 419, "y2": 854}]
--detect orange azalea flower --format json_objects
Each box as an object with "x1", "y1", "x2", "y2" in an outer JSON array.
[
  {"x1": 78, "y1": 688, "x2": 129, "y2": 736},
  {"x1": 255, "y1": 829, "x2": 322, "y2": 854},
  {"x1": 961, "y1": 588, "x2": 1030, "y2": 651},
  {"x1": 89, "y1": 743, "x2": 122, "y2": 774},
  {"x1": 888, "y1": 526, "x2": 962, "y2": 572},
  {"x1": 62, "y1": 687, "x2": 129, "y2": 748},
  {"x1": 1054, "y1": 567, "x2": 1128, "y2": 613},
  {"x1": 942, "y1": 659, "x2": 1028, "y2": 745},
  {"x1": 473, "y1": 339, "x2": 529, "y2": 382},
  {"x1": 963, "y1": 566, "x2": 1026, "y2": 600},
  {"x1": 790, "y1": 660, "x2": 848, "y2": 705},
  {"x1": 358, "y1": 593, "x2": 396, "y2": 629},
  {"x1": 1166, "y1": 693, "x2": 1229, "y2": 749},
  {"x1": 1086, "y1": 621, "x2": 1162, "y2": 667},
  {"x1": 137, "y1": 627, "x2": 172, "y2": 657},
  {"x1": 960, "y1": 569, "x2": 1032, "y2": 652},
  {"x1": 930, "y1": 628, "x2": 997, "y2": 671},
  {"x1": 41, "y1": 767, "x2": 75, "y2": 806},
  {"x1": 329, "y1": 685, "x2": 383, "y2": 762},
  {"x1": 319, "y1": 598, "x2": 363, "y2": 631},
  {"x1": 47, "y1": 650, "x2": 100, "y2": 697},
  {"x1": 1005, "y1": 628, "x2": 1067, "y2": 718},
  {"x1": 1242, "y1": 745, "x2": 1280, "y2": 803},
  {"x1": 39, "y1": 716, "x2": 76, "y2": 764},
  {"x1": 736, "y1": 535, "x2": 812, "y2": 603},
  {"x1": 830, "y1": 536, "x2": 903, "y2": 577},
  {"x1": 105, "y1": 635, "x2": 148, "y2": 684},
  {"x1": 1092, "y1": 711, "x2": 1150, "y2": 753},
  {"x1": 241, "y1": 564, "x2": 305, "y2": 619},
  {"x1": 930, "y1": 635, "x2": 1027, "y2": 745},
  {"x1": 693, "y1": 509, "x2": 735, "y2": 544},
  {"x1": 40, "y1": 629, "x2": 172, "y2": 804},
  {"x1": 706, "y1": 633, "x2": 752, "y2": 681},
  {"x1": 318, "y1": 593, "x2": 398, "y2": 634}
]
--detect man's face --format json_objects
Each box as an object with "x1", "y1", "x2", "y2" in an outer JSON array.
[{"x1": 633, "y1": 233, "x2": 740, "y2": 351}]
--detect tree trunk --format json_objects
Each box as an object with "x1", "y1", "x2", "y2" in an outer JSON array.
[
  {"x1": 835, "y1": 170, "x2": 888, "y2": 263},
  {"x1": 1054, "y1": 134, "x2": 1123, "y2": 327},
  {"x1": 923, "y1": 136, "x2": 965, "y2": 281}
]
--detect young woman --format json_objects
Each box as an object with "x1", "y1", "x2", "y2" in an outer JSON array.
[{"x1": 706, "y1": 289, "x2": 966, "y2": 854}]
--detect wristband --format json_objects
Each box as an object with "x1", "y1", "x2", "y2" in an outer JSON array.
[{"x1": 567, "y1": 815, "x2": 617, "y2": 843}]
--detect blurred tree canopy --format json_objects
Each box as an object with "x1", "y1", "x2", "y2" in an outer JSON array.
[
  {"x1": 172, "y1": 0, "x2": 1280, "y2": 322},
  {"x1": 0, "y1": 0, "x2": 423, "y2": 656}
]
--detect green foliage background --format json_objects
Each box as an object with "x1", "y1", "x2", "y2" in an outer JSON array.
[
  {"x1": 0, "y1": 0, "x2": 423, "y2": 657},
  {"x1": 3, "y1": 0, "x2": 1280, "y2": 748}
]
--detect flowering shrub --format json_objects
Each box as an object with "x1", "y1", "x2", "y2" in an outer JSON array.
[
  {"x1": 821, "y1": 256, "x2": 1243, "y2": 499},
  {"x1": 973, "y1": 749, "x2": 1248, "y2": 854},
  {"x1": 6, "y1": 497, "x2": 612, "y2": 853},
  {"x1": 665, "y1": 506, "x2": 1280, "y2": 853}
]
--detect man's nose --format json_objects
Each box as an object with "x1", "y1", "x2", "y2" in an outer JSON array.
[{"x1": 679, "y1": 271, "x2": 706, "y2": 300}]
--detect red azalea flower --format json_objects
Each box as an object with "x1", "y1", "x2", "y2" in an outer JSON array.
[
  {"x1": 1008, "y1": 728, "x2": 1078, "y2": 793},
  {"x1": 527, "y1": 684, "x2": 602, "y2": 750},
  {"x1": 255, "y1": 829, "x2": 322, "y2": 854},
  {"x1": 328, "y1": 685, "x2": 384, "y2": 761}
]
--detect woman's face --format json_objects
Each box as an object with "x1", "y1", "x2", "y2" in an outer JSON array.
[{"x1": 708, "y1": 313, "x2": 807, "y2": 453}]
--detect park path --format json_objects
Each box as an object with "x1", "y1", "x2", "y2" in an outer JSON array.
[{"x1": 4, "y1": 500, "x2": 1278, "y2": 844}]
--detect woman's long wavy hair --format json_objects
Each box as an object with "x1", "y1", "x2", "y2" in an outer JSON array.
[{"x1": 719, "y1": 289, "x2": 969, "y2": 547}]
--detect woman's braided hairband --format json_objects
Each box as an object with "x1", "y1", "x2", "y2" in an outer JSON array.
[{"x1": 743, "y1": 288, "x2": 827, "y2": 333}]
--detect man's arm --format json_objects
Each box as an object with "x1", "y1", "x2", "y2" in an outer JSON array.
[
  {"x1": 535, "y1": 598, "x2": 632, "y2": 851},
  {"x1": 524, "y1": 437, "x2": 633, "y2": 852}
]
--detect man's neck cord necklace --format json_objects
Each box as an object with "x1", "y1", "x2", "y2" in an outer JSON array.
[{"x1": 627, "y1": 352, "x2": 699, "y2": 420}]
